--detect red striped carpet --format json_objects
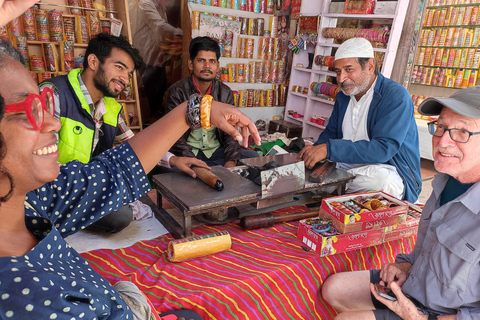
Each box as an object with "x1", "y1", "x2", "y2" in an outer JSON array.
[{"x1": 81, "y1": 206, "x2": 416, "y2": 320}]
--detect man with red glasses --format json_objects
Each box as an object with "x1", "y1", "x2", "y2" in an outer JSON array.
[
  {"x1": 40, "y1": 33, "x2": 208, "y2": 234},
  {"x1": 321, "y1": 86, "x2": 480, "y2": 320}
]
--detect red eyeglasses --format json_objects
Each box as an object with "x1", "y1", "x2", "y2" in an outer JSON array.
[{"x1": 4, "y1": 88, "x2": 55, "y2": 130}]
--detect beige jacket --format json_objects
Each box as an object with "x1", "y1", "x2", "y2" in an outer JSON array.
[{"x1": 133, "y1": 0, "x2": 183, "y2": 67}]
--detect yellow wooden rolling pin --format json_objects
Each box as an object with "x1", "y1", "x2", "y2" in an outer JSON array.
[{"x1": 167, "y1": 231, "x2": 231, "y2": 262}]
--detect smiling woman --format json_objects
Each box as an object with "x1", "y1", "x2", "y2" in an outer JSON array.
[{"x1": 0, "y1": 39, "x2": 259, "y2": 320}]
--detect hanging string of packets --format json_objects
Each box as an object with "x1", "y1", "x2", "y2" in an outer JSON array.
[
  {"x1": 315, "y1": 55, "x2": 334, "y2": 68},
  {"x1": 322, "y1": 28, "x2": 390, "y2": 43},
  {"x1": 311, "y1": 82, "x2": 340, "y2": 100},
  {"x1": 288, "y1": 35, "x2": 317, "y2": 54}
]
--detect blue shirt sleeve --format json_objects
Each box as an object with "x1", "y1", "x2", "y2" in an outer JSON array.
[{"x1": 26, "y1": 142, "x2": 151, "y2": 237}]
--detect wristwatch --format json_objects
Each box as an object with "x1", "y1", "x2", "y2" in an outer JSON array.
[{"x1": 428, "y1": 315, "x2": 438, "y2": 320}]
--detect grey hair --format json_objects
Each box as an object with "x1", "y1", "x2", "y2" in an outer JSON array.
[
  {"x1": 356, "y1": 57, "x2": 379, "y2": 75},
  {"x1": 0, "y1": 39, "x2": 25, "y2": 67}
]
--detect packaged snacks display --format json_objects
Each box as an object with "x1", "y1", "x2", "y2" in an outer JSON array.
[
  {"x1": 23, "y1": 8, "x2": 36, "y2": 41},
  {"x1": 75, "y1": 15, "x2": 89, "y2": 44},
  {"x1": 93, "y1": 0, "x2": 106, "y2": 18},
  {"x1": 13, "y1": 36, "x2": 30, "y2": 69},
  {"x1": 35, "y1": 9, "x2": 50, "y2": 41},
  {"x1": 30, "y1": 55, "x2": 46, "y2": 72},
  {"x1": 48, "y1": 10, "x2": 64, "y2": 42},
  {"x1": 87, "y1": 11, "x2": 102, "y2": 38},
  {"x1": 9, "y1": 17, "x2": 23, "y2": 37},
  {"x1": 61, "y1": 41, "x2": 75, "y2": 72},
  {"x1": 43, "y1": 42, "x2": 58, "y2": 72},
  {"x1": 63, "y1": 16, "x2": 76, "y2": 41},
  {"x1": 68, "y1": 0, "x2": 83, "y2": 15}
]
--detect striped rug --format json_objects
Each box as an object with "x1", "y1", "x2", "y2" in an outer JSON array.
[{"x1": 81, "y1": 206, "x2": 416, "y2": 320}]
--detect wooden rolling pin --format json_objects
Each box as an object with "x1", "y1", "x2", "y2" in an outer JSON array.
[
  {"x1": 192, "y1": 166, "x2": 224, "y2": 191},
  {"x1": 240, "y1": 209, "x2": 319, "y2": 230}
]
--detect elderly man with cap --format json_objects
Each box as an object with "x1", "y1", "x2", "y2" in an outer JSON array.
[
  {"x1": 297, "y1": 38, "x2": 422, "y2": 202},
  {"x1": 319, "y1": 87, "x2": 480, "y2": 320}
]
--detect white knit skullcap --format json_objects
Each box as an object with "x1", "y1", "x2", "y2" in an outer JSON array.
[{"x1": 335, "y1": 38, "x2": 374, "y2": 60}]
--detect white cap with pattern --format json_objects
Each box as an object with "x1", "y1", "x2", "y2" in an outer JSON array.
[{"x1": 334, "y1": 38, "x2": 374, "y2": 60}]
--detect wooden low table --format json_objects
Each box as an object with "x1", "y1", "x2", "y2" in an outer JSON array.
[{"x1": 152, "y1": 165, "x2": 354, "y2": 238}]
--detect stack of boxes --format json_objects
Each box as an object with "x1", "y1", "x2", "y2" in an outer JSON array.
[{"x1": 297, "y1": 192, "x2": 422, "y2": 257}]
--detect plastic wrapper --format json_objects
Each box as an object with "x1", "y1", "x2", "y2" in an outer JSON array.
[
  {"x1": 471, "y1": 7, "x2": 479, "y2": 25},
  {"x1": 238, "y1": 37, "x2": 247, "y2": 58},
  {"x1": 240, "y1": 0, "x2": 247, "y2": 11},
  {"x1": 48, "y1": 10, "x2": 64, "y2": 42},
  {"x1": 257, "y1": 18, "x2": 264, "y2": 36},
  {"x1": 104, "y1": 0, "x2": 117, "y2": 18},
  {"x1": 258, "y1": 37, "x2": 268, "y2": 60},
  {"x1": 266, "y1": 0, "x2": 274, "y2": 14},
  {"x1": 37, "y1": 72, "x2": 52, "y2": 83},
  {"x1": 62, "y1": 41, "x2": 75, "y2": 72},
  {"x1": 167, "y1": 231, "x2": 231, "y2": 262},
  {"x1": 14, "y1": 36, "x2": 30, "y2": 69},
  {"x1": 30, "y1": 55, "x2": 46, "y2": 72},
  {"x1": 101, "y1": 20, "x2": 111, "y2": 34},
  {"x1": 266, "y1": 89, "x2": 275, "y2": 106},
  {"x1": 63, "y1": 16, "x2": 76, "y2": 42},
  {"x1": 22, "y1": 8, "x2": 36, "y2": 40},
  {"x1": 246, "y1": 38, "x2": 254, "y2": 59},
  {"x1": 67, "y1": 0, "x2": 83, "y2": 15},
  {"x1": 249, "y1": 18, "x2": 257, "y2": 36},
  {"x1": 244, "y1": 63, "x2": 250, "y2": 83},
  {"x1": 82, "y1": 0, "x2": 94, "y2": 10},
  {"x1": 246, "y1": 89, "x2": 254, "y2": 107},
  {"x1": 87, "y1": 11, "x2": 102, "y2": 38},
  {"x1": 43, "y1": 43, "x2": 58, "y2": 72},
  {"x1": 230, "y1": 0, "x2": 238, "y2": 9},
  {"x1": 255, "y1": 60, "x2": 264, "y2": 83},
  {"x1": 247, "y1": 0, "x2": 253, "y2": 12},
  {"x1": 228, "y1": 63, "x2": 236, "y2": 82},
  {"x1": 120, "y1": 79, "x2": 133, "y2": 100},
  {"x1": 263, "y1": 60, "x2": 271, "y2": 83},
  {"x1": 254, "y1": 89, "x2": 262, "y2": 106},
  {"x1": 74, "y1": 54, "x2": 84, "y2": 68},
  {"x1": 35, "y1": 9, "x2": 50, "y2": 41},
  {"x1": 249, "y1": 61, "x2": 256, "y2": 83},
  {"x1": 269, "y1": 16, "x2": 278, "y2": 38},
  {"x1": 9, "y1": 17, "x2": 23, "y2": 37},
  {"x1": 93, "y1": 0, "x2": 106, "y2": 18},
  {"x1": 466, "y1": 48, "x2": 475, "y2": 68},
  {"x1": 240, "y1": 17, "x2": 248, "y2": 34},
  {"x1": 238, "y1": 90, "x2": 247, "y2": 107},
  {"x1": 75, "y1": 15, "x2": 89, "y2": 44},
  {"x1": 237, "y1": 63, "x2": 245, "y2": 82},
  {"x1": 221, "y1": 67, "x2": 228, "y2": 82},
  {"x1": 192, "y1": 11, "x2": 200, "y2": 29},
  {"x1": 267, "y1": 37, "x2": 275, "y2": 61},
  {"x1": 271, "y1": 60, "x2": 279, "y2": 83},
  {"x1": 224, "y1": 30, "x2": 233, "y2": 57}
]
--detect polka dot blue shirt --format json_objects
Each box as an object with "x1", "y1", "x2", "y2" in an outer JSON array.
[{"x1": 0, "y1": 143, "x2": 151, "y2": 319}]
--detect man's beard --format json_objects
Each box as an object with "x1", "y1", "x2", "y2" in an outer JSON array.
[
  {"x1": 93, "y1": 64, "x2": 121, "y2": 98},
  {"x1": 340, "y1": 71, "x2": 371, "y2": 97}
]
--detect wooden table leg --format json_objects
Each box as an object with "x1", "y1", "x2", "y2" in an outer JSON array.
[{"x1": 151, "y1": 189, "x2": 188, "y2": 239}]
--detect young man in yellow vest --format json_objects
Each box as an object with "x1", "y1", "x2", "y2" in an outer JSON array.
[{"x1": 40, "y1": 33, "x2": 207, "y2": 233}]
